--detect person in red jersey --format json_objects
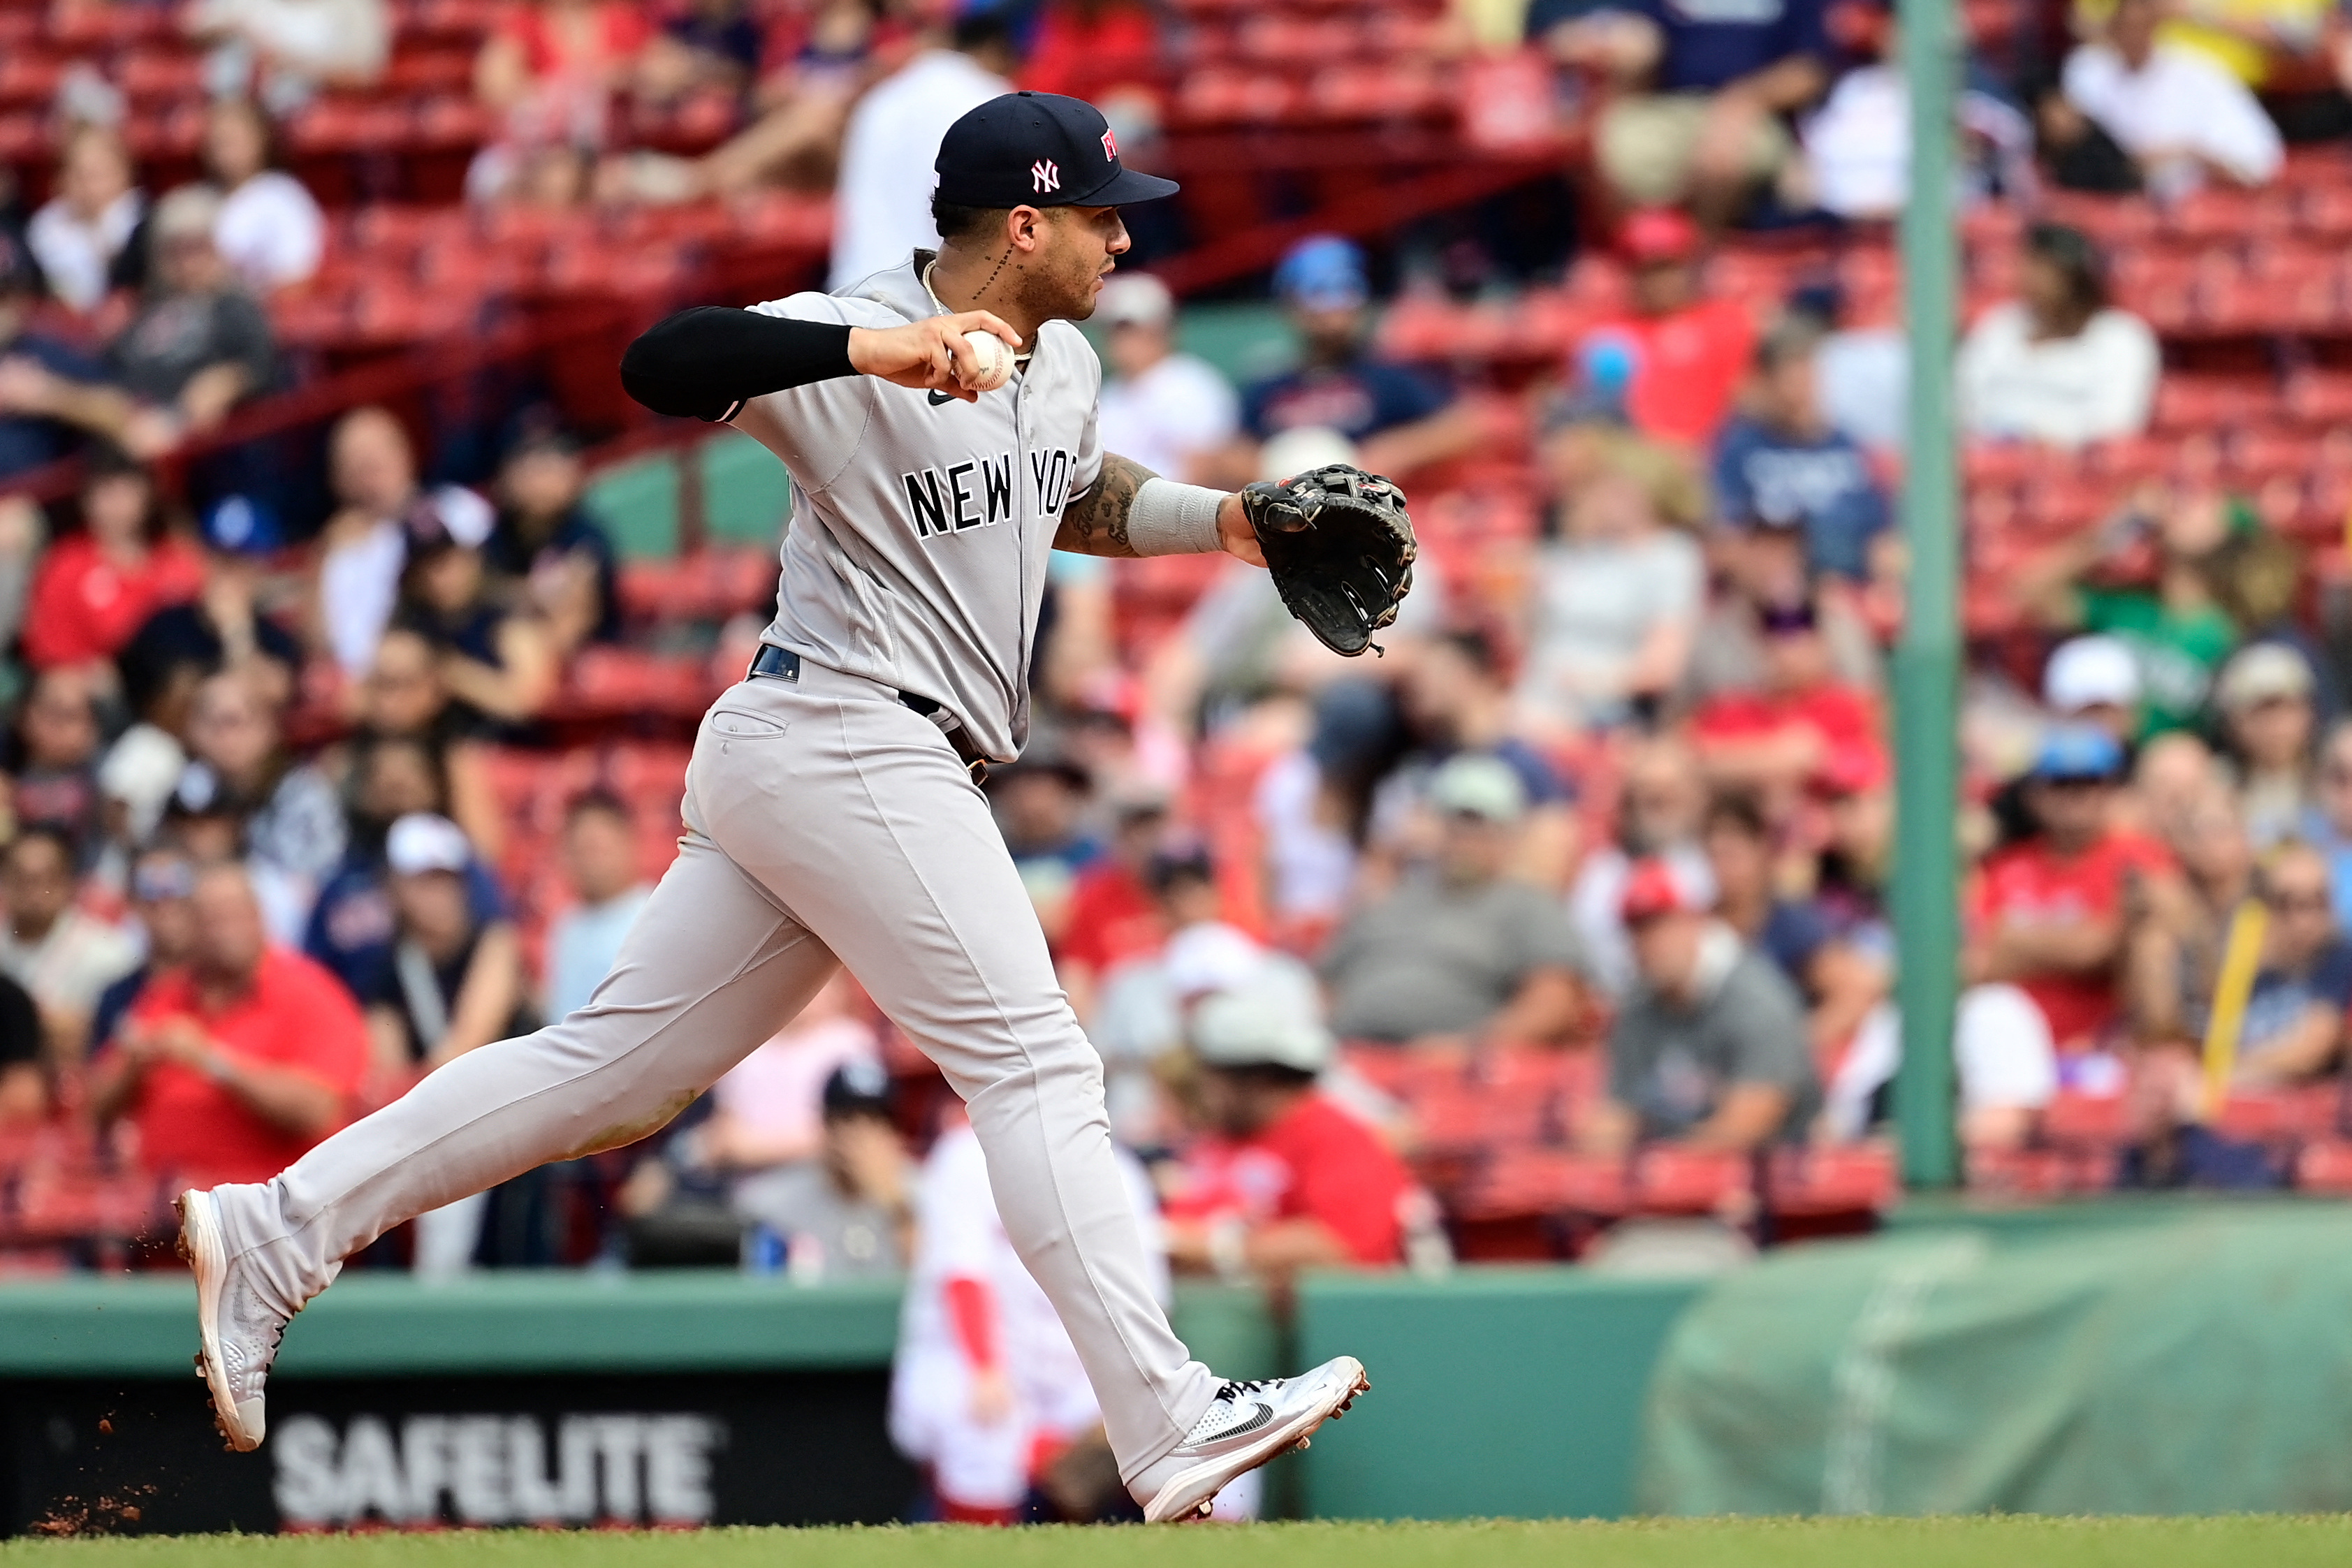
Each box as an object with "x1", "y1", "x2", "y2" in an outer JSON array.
[
  {"x1": 1693, "y1": 593, "x2": 1882, "y2": 814},
  {"x1": 1162, "y1": 982, "x2": 1415, "y2": 1276},
  {"x1": 22, "y1": 449, "x2": 203, "y2": 674},
  {"x1": 90, "y1": 860, "x2": 368, "y2": 1187},
  {"x1": 1959, "y1": 724, "x2": 2176, "y2": 1149},
  {"x1": 1057, "y1": 791, "x2": 1174, "y2": 1021},
  {"x1": 1586, "y1": 207, "x2": 1755, "y2": 448}
]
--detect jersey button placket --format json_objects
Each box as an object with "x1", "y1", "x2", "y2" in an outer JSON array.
[{"x1": 1010, "y1": 371, "x2": 1032, "y2": 715}]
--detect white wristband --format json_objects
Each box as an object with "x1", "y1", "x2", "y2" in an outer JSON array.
[{"x1": 1125, "y1": 476, "x2": 1227, "y2": 556}]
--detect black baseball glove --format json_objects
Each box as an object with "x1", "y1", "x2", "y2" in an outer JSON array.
[{"x1": 1239, "y1": 464, "x2": 1417, "y2": 657}]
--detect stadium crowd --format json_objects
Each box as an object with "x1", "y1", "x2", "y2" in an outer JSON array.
[{"x1": 3, "y1": 0, "x2": 2352, "y2": 1311}]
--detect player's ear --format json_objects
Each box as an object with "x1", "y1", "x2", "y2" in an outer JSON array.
[{"x1": 1007, "y1": 205, "x2": 1047, "y2": 253}]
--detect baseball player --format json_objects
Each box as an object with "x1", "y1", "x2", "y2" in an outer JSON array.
[{"x1": 175, "y1": 91, "x2": 1408, "y2": 1524}]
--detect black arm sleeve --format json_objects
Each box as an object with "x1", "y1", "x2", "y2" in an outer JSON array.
[{"x1": 618, "y1": 307, "x2": 859, "y2": 422}]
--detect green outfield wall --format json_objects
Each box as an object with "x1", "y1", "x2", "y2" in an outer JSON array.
[{"x1": 9, "y1": 1200, "x2": 2352, "y2": 1532}]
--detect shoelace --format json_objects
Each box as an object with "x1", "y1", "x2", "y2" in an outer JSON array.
[{"x1": 1215, "y1": 1377, "x2": 1276, "y2": 1402}]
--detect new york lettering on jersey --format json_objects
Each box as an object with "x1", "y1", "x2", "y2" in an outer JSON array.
[
  {"x1": 727, "y1": 254, "x2": 1104, "y2": 761},
  {"x1": 900, "y1": 448, "x2": 1076, "y2": 537}
]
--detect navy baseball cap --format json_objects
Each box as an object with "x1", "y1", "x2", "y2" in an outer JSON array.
[
  {"x1": 935, "y1": 92, "x2": 1180, "y2": 210},
  {"x1": 200, "y1": 494, "x2": 284, "y2": 555}
]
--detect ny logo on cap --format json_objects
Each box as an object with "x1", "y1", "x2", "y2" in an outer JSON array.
[
  {"x1": 1101, "y1": 129, "x2": 1118, "y2": 161},
  {"x1": 1032, "y1": 159, "x2": 1060, "y2": 193}
]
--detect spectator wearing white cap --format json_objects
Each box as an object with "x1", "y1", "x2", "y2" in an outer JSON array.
[
  {"x1": 1094, "y1": 274, "x2": 1238, "y2": 487},
  {"x1": 366, "y1": 811, "x2": 534, "y2": 1275},
  {"x1": 1161, "y1": 979, "x2": 1419, "y2": 1277},
  {"x1": 391, "y1": 485, "x2": 555, "y2": 732},
  {"x1": 365, "y1": 813, "x2": 529, "y2": 1076},
  {"x1": 1321, "y1": 754, "x2": 1586, "y2": 1049},
  {"x1": 1090, "y1": 840, "x2": 1320, "y2": 1149},
  {"x1": 2215, "y1": 642, "x2": 2322, "y2": 849},
  {"x1": 2044, "y1": 633, "x2": 2142, "y2": 750}
]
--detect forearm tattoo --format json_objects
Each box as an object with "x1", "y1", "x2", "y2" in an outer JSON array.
[{"x1": 1055, "y1": 453, "x2": 1157, "y2": 557}]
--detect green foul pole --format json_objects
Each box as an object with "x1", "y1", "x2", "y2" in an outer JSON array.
[{"x1": 1892, "y1": 0, "x2": 1963, "y2": 1187}]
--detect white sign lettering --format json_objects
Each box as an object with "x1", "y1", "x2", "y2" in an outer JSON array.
[{"x1": 272, "y1": 1411, "x2": 726, "y2": 1528}]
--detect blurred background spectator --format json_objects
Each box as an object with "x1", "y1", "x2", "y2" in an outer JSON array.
[
  {"x1": 187, "y1": 0, "x2": 390, "y2": 112},
  {"x1": 543, "y1": 789, "x2": 650, "y2": 1020},
  {"x1": 1321, "y1": 755, "x2": 1584, "y2": 1050},
  {"x1": 23, "y1": 450, "x2": 203, "y2": 675},
  {"x1": 826, "y1": 14, "x2": 1014, "y2": 288},
  {"x1": 2062, "y1": 0, "x2": 2283, "y2": 198},
  {"x1": 1162, "y1": 980, "x2": 1416, "y2": 1277},
  {"x1": 1586, "y1": 210, "x2": 1753, "y2": 448},
  {"x1": 27, "y1": 126, "x2": 145, "y2": 318},
  {"x1": 89, "y1": 860, "x2": 367, "y2": 1189},
  {"x1": 1580, "y1": 856, "x2": 1819, "y2": 1155},
  {"x1": 724, "y1": 1055, "x2": 910, "y2": 1279},
  {"x1": 1095, "y1": 276, "x2": 1236, "y2": 486},
  {"x1": 1515, "y1": 427, "x2": 1704, "y2": 733},
  {"x1": 1, "y1": 824, "x2": 136, "y2": 1060},
  {"x1": 1957, "y1": 222, "x2": 2158, "y2": 447},
  {"x1": 1233, "y1": 236, "x2": 1480, "y2": 483},
  {"x1": 198, "y1": 99, "x2": 325, "y2": 297}
]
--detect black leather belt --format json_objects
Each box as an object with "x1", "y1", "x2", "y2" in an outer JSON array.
[{"x1": 747, "y1": 645, "x2": 991, "y2": 784}]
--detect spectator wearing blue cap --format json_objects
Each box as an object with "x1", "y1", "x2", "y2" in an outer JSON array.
[
  {"x1": 1959, "y1": 723, "x2": 2177, "y2": 1148},
  {"x1": 1230, "y1": 235, "x2": 1480, "y2": 484},
  {"x1": 115, "y1": 491, "x2": 302, "y2": 722}
]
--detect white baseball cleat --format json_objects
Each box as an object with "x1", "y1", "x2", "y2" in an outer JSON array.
[
  {"x1": 1140, "y1": 1356, "x2": 1371, "y2": 1523},
  {"x1": 175, "y1": 1188, "x2": 288, "y2": 1453}
]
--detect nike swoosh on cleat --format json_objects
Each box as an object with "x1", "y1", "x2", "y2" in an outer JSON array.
[{"x1": 1205, "y1": 1402, "x2": 1274, "y2": 1441}]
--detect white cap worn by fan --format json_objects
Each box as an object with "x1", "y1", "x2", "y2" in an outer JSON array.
[
  {"x1": 2043, "y1": 634, "x2": 2141, "y2": 715},
  {"x1": 1099, "y1": 274, "x2": 1175, "y2": 330},
  {"x1": 1188, "y1": 977, "x2": 1335, "y2": 1076},
  {"x1": 386, "y1": 812, "x2": 472, "y2": 876}
]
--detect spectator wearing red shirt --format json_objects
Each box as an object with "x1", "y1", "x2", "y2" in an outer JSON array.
[
  {"x1": 1163, "y1": 983, "x2": 1414, "y2": 1277},
  {"x1": 1586, "y1": 210, "x2": 1755, "y2": 448},
  {"x1": 1959, "y1": 726, "x2": 2174, "y2": 1150},
  {"x1": 1057, "y1": 793, "x2": 1172, "y2": 1024},
  {"x1": 22, "y1": 450, "x2": 204, "y2": 673},
  {"x1": 1693, "y1": 594, "x2": 1881, "y2": 814},
  {"x1": 89, "y1": 861, "x2": 369, "y2": 1187}
]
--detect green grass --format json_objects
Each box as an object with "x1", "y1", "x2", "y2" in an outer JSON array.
[{"x1": 7, "y1": 1518, "x2": 2352, "y2": 1568}]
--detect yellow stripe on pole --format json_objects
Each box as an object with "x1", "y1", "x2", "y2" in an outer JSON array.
[{"x1": 2201, "y1": 899, "x2": 2268, "y2": 1120}]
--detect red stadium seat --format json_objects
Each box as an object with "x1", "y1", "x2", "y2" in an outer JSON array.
[
  {"x1": 2042, "y1": 1090, "x2": 2130, "y2": 1148},
  {"x1": 1628, "y1": 1147, "x2": 1751, "y2": 1215},
  {"x1": 1765, "y1": 1143, "x2": 1899, "y2": 1217},
  {"x1": 2296, "y1": 1139, "x2": 2352, "y2": 1192}
]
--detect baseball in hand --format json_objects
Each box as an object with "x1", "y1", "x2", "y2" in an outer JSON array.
[{"x1": 958, "y1": 330, "x2": 1015, "y2": 393}]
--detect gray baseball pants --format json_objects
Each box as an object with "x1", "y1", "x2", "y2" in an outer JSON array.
[{"x1": 219, "y1": 660, "x2": 1217, "y2": 1483}]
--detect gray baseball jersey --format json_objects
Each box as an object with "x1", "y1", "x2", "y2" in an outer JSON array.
[{"x1": 732, "y1": 252, "x2": 1103, "y2": 762}]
